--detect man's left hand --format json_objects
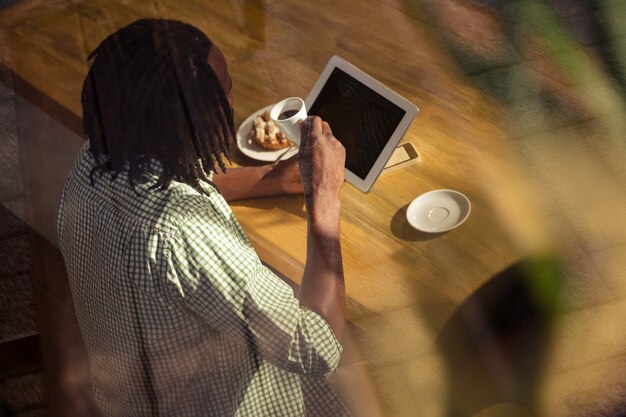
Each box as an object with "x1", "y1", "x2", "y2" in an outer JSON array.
[{"x1": 264, "y1": 157, "x2": 303, "y2": 195}]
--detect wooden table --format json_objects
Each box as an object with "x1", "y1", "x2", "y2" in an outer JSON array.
[{"x1": 1, "y1": 1, "x2": 540, "y2": 415}]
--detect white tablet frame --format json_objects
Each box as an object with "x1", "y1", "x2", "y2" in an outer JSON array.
[{"x1": 305, "y1": 55, "x2": 419, "y2": 193}]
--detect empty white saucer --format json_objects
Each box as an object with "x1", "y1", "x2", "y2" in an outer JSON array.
[{"x1": 406, "y1": 189, "x2": 471, "y2": 233}]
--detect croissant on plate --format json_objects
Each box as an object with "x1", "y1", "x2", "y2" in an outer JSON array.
[{"x1": 249, "y1": 111, "x2": 292, "y2": 150}]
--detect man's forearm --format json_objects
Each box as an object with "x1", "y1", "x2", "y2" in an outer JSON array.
[
  {"x1": 211, "y1": 166, "x2": 277, "y2": 201},
  {"x1": 299, "y1": 197, "x2": 346, "y2": 339}
]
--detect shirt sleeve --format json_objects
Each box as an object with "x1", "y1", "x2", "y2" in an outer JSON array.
[{"x1": 154, "y1": 194, "x2": 342, "y2": 379}]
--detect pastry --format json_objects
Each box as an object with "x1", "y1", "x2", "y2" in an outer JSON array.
[{"x1": 250, "y1": 111, "x2": 292, "y2": 150}]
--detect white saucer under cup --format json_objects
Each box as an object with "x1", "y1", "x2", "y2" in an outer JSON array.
[
  {"x1": 406, "y1": 189, "x2": 471, "y2": 233},
  {"x1": 270, "y1": 97, "x2": 307, "y2": 145}
]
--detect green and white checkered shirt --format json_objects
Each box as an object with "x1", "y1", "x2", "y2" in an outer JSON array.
[{"x1": 58, "y1": 143, "x2": 349, "y2": 416}]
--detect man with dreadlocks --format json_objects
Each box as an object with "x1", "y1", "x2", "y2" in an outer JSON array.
[{"x1": 58, "y1": 19, "x2": 350, "y2": 417}]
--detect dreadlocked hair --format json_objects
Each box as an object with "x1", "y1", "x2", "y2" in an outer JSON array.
[{"x1": 82, "y1": 19, "x2": 234, "y2": 196}]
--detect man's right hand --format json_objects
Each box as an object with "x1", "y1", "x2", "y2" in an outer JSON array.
[{"x1": 298, "y1": 116, "x2": 346, "y2": 219}]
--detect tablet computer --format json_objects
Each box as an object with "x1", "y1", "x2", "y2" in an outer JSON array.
[{"x1": 305, "y1": 55, "x2": 418, "y2": 192}]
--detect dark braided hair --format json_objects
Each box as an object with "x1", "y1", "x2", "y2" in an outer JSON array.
[{"x1": 82, "y1": 19, "x2": 234, "y2": 195}]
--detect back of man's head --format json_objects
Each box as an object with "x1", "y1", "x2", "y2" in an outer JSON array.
[{"x1": 82, "y1": 19, "x2": 233, "y2": 194}]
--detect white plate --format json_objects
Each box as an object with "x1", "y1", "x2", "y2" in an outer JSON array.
[
  {"x1": 235, "y1": 103, "x2": 299, "y2": 162},
  {"x1": 406, "y1": 189, "x2": 471, "y2": 233}
]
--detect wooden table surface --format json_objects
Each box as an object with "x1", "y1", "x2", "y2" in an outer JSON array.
[{"x1": 1, "y1": 1, "x2": 539, "y2": 414}]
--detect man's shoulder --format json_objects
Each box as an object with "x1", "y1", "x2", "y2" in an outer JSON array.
[
  {"x1": 149, "y1": 183, "x2": 224, "y2": 232},
  {"x1": 61, "y1": 144, "x2": 227, "y2": 235}
]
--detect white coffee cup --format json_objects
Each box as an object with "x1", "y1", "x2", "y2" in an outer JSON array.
[{"x1": 270, "y1": 97, "x2": 307, "y2": 145}]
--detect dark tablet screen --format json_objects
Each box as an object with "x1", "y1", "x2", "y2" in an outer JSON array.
[{"x1": 308, "y1": 68, "x2": 406, "y2": 180}]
